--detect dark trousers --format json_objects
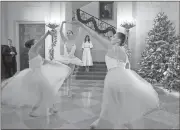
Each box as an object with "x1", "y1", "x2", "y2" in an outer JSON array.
[{"x1": 5, "y1": 62, "x2": 17, "y2": 78}]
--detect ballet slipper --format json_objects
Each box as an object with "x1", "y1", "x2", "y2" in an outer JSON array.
[
  {"x1": 90, "y1": 125, "x2": 96, "y2": 129},
  {"x1": 29, "y1": 112, "x2": 51, "y2": 117},
  {"x1": 68, "y1": 93, "x2": 73, "y2": 98},
  {"x1": 90, "y1": 119, "x2": 99, "y2": 129},
  {"x1": 67, "y1": 88, "x2": 73, "y2": 98},
  {"x1": 49, "y1": 107, "x2": 58, "y2": 114},
  {"x1": 29, "y1": 108, "x2": 51, "y2": 117},
  {"x1": 29, "y1": 112, "x2": 40, "y2": 117}
]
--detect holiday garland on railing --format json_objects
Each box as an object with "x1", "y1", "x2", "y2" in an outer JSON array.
[
  {"x1": 76, "y1": 9, "x2": 116, "y2": 35},
  {"x1": 76, "y1": 9, "x2": 132, "y2": 60}
]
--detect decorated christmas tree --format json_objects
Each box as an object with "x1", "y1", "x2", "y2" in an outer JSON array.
[
  {"x1": 160, "y1": 36, "x2": 180, "y2": 91},
  {"x1": 136, "y1": 12, "x2": 178, "y2": 85}
]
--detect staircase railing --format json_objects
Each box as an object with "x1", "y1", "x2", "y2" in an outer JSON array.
[
  {"x1": 73, "y1": 9, "x2": 131, "y2": 59},
  {"x1": 74, "y1": 9, "x2": 117, "y2": 40}
]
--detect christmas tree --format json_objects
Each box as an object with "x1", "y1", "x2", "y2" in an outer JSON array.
[
  {"x1": 136, "y1": 12, "x2": 178, "y2": 85},
  {"x1": 160, "y1": 36, "x2": 180, "y2": 92}
]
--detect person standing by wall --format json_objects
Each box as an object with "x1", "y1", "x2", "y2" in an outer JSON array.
[
  {"x1": 2, "y1": 39, "x2": 17, "y2": 78},
  {"x1": 82, "y1": 35, "x2": 93, "y2": 72}
]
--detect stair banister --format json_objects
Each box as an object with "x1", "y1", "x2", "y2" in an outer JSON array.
[
  {"x1": 76, "y1": 9, "x2": 117, "y2": 39},
  {"x1": 79, "y1": 9, "x2": 115, "y2": 28}
]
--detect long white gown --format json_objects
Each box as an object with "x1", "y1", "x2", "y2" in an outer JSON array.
[
  {"x1": 82, "y1": 41, "x2": 93, "y2": 66},
  {"x1": 91, "y1": 46, "x2": 159, "y2": 129},
  {"x1": 1, "y1": 54, "x2": 71, "y2": 116}
]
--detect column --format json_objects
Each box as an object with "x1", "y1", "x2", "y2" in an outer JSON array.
[
  {"x1": 116, "y1": 2, "x2": 137, "y2": 68},
  {"x1": 1, "y1": 2, "x2": 8, "y2": 45},
  {"x1": 45, "y1": 2, "x2": 66, "y2": 60},
  {"x1": 65, "y1": 2, "x2": 72, "y2": 31},
  {"x1": 59, "y1": 2, "x2": 66, "y2": 55},
  {"x1": 60, "y1": 2, "x2": 73, "y2": 55}
]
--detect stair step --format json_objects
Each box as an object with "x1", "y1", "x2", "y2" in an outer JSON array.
[
  {"x1": 73, "y1": 72, "x2": 106, "y2": 76},
  {"x1": 74, "y1": 71, "x2": 107, "y2": 75},
  {"x1": 75, "y1": 68, "x2": 107, "y2": 72},
  {"x1": 93, "y1": 62, "x2": 106, "y2": 64},
  {"x1": 72, "y1": 75, "x2": 105, "y2": 80},
  {"x1": 76, "y1": 65, "x2": 107, "y2": 69},
  {"x1": 91, "y1": 64, "x2": 106, "y2": 67}
]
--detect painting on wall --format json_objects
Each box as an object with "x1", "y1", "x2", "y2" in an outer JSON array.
[{"x1": 99, "y1": 1, "x2": 114, "y2": 20}]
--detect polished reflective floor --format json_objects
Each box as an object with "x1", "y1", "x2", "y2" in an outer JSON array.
[{"x1": 1, "y1": 80, "x2": 179, "y2": 129}]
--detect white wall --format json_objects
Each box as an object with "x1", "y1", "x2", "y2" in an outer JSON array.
[
  {"x1": 1, "y1": 2, "x2": 8, "y2": 45},
  {"x1": 117, "y1": 2, "x2": 136, "y2": 67},
  {"x1": 6, "y1": 2, "x2": 51, "y2": 43},
  {"x1": 72, "y1": 1, "x2": 91, "y2": 11}
]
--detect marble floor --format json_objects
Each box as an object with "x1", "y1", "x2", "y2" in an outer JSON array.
[{"x1": 1, "y1": 80, "x2": 179, "y2": 129}]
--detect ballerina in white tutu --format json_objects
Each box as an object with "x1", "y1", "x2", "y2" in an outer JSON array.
[
  {"x1": 1, "y1": 30, "x2": 72, "y2": 117},
  {"x1": 73, "y1": 21, "x2": 160, "y2": 129},
  {"x1": 58, "y1": 21, "x2": 83, "y2": 97},
  {"x1": 82, "y1": 35, "x2": 93, "y2": 72}
]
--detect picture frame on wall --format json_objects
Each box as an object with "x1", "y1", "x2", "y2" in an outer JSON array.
[{"x1": 99, "y1": 1, "x2": 114, "y2": 20}]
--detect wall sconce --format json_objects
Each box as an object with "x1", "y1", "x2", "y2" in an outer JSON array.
[
  {"x1": 45, "y1": 17, "x2": 60, "y2": 60},
  {"x1": 120, "y1": 18, "x2": 136, "y2": 59},
  {"x1": 120, "y1": 18, "x2": 136, "y2": 47}
]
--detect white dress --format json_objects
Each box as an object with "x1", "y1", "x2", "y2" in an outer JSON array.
[
  {"x1": 91, "y1": 47, "x2": 159, "y2": 129},
  {"x1": 1, "y1": 54, "x2": 71, "y2": 116},
  {"x1": 57, "y1": 44, "x2": 83, "y2": 66},
  {"x1": 82, "y1": 41, "x2": 93, "y2": 66}
]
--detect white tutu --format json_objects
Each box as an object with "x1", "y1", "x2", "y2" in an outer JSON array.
[
  {"x1": 56, "y1": 55, "x2": 83, "y2": 66},
  {"x1": 1, "y1": 55, "x2": 71, "y2": 112}
]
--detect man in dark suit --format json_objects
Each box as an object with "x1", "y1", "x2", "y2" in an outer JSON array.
[{"x1": 2, "y1": 39, "x2": 17, "y2": 77}]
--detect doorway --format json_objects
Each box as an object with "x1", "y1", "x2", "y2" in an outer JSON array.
[{"x1": 19, "y1": 24, "x2": 45, "y2": 70}]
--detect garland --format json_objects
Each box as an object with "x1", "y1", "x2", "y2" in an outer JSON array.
[
  {"x1": 46, "y1": 23, "x2": 59, "y2": 61},
  {"x1": 76, "y1": 9, "x2": 116, "y2": 35},
  {"x1": 49, "y1": 30, "x2": 57, "y2": 60}
]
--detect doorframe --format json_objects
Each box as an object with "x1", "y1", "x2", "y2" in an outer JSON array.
[{"x1": 14, "y1": 20, "x2": 45, "y2": 71}]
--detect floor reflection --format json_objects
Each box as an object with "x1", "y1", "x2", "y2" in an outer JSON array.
[{"x1": 81, "y1": 92, "x2": 92, "y2": 108}]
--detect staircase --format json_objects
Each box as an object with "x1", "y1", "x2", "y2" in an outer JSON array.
[
  {"x1": 72, "y1": 9, "x2": 116, "y2": 80},
  {"x1": 72, "y1": 62, "x2": 107, "y2": 80}
]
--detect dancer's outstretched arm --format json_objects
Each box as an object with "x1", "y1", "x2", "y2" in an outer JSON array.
[
  {"x1": 29, "y1": 31, "x2": 50, "y2": 54},
  {"x1": 60, "y1": 21, "x2": 68, "y2": 42},
  {"x1": 71, "y1": 21, "x2": 111, "y2": 49}
]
